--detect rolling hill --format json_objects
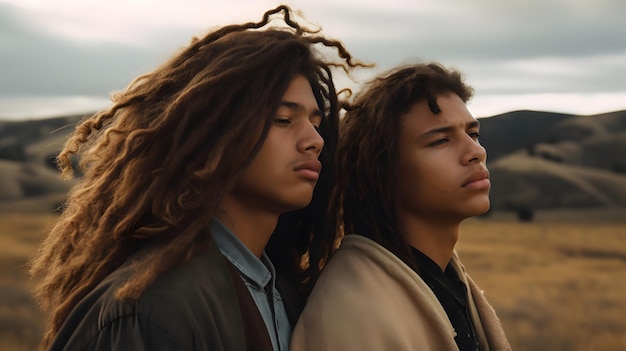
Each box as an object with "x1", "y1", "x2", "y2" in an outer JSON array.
[{"x1": 1, "y1": 109, "x2": 625, "y2": 216}]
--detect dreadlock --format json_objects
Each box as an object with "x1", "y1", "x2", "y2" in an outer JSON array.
[
  {"x1": 335, "y1": 62, "x2": 473, "y2": 270},
  {"x1": 30, "y1": 5, "x2": 367, "y2": 348}
]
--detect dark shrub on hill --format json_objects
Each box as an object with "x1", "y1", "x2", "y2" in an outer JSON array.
[
  {"x1": 0, "y1": 139, "x2": 25, "y2": 161},
  {"x1": 517, "y1": 207, "x2": 534, "y2": 222}
]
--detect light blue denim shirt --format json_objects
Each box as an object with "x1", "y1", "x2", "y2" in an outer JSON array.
[{"x1": 211, "y1": 218, "x2": 291, "y2": 351}]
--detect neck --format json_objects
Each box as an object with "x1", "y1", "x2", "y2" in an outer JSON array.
[
  {"x1": 216, "y1": 197, "x2": 279, "y2": 258},
  {"x1": 398, "y1": 214, "x2": 460, "y2": 271}
]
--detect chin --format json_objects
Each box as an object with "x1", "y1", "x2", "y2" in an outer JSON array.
[
  {"x1": 468, "y1": 197, "x2": 491, "y2": 217},
  {"x1": 281, "y1": 196, "x2": 315, "y2": 213},
  {"x1": 477, "y1": 202, "x2": 491, "y2": 216}
]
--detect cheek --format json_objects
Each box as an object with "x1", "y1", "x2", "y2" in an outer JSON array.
[
  {"x1": 400, "y1": 155, "x2": 451, "y2": 195},
  {"x1": 397, "y1": 156, "x2": 423, "y2": 193}
]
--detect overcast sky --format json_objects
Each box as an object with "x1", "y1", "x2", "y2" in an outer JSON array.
[{"x1": 1, "y1": 0, "x2": 625, "y2": 120}]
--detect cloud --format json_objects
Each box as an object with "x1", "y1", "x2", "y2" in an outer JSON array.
[
  {"x1": 0, "y1": 95, "x2": 111, "y2": 119},
  {"x1": 0, "y1": 2, "x2": 195, "y2": 97},
  {"x1": 1, "y1": 0, "x2": 625, "y2": 119},
  {"x1": 468, "y1": 91, "x2": 626, "y2": 117},
  {"x1": 298, "y1": 0, "x2": 626, "y2": 60},
  {"x1": 291, "y1": 0, "x2": 626, "y2": 103},
  {"x1": 462, "y1": 51, "x2": 626, "y2": 94}
]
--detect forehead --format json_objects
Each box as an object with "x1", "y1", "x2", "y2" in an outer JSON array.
[
  {"x1": 281, "y1": 75, "x2": 318, "y2": 107},
  {"x1": 400, "y1": 94, "x2": 475, "y2": 131}
]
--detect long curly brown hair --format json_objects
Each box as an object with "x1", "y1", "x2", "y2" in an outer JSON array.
[
  {"x1": 30, "y1": 5, "x2": 366, "y2": 348},
  {"x1": 335, "y1": 62, "x2": 474, "y2": 269}
]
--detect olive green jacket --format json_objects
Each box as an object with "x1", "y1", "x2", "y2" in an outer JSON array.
[{"x1": 49, "y1": 243, "x2": 302, "y2": 351}]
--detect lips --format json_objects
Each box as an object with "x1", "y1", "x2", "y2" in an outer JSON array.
[
  {"x1": 462, "y1": 169, "x2": 490, "y2": 188},
  {"x1": 294, "y1": 160, "x2": 322, "y2": 173},
  {"x1": 294, "y1": 160, "x2": 322, "y2": 180}
]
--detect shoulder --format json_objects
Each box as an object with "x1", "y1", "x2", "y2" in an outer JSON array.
[
  {"x1": 52, "y1": 245, "x2": 244, "y2": 350},
  {"x1": 292, "y1": 234, "x2": 456, "y2": 350},
  {"x1": 303, "y1": 234, "x2": 436, "y2": 319},
  {"x1": 137, "y1": 246, "x2": 240, "y2": 324},
  {"x1": 321, "y1": 234, "x2": 421, "y2": 288}
]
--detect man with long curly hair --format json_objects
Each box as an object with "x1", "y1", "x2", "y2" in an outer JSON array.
[
  {"x1": 291, "y1": 63, "x2": 510, "y2": 350},
  {"x1": 30, "y1": 5, "x2": 364, "y2": 351}
]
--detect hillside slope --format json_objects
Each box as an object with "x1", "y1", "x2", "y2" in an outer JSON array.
[{"x1": 1, "y1": 110, "x2": 625, "y2": 214}]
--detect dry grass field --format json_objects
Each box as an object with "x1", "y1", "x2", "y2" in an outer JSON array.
[
  {"x1": 458, "y1": 210, "x2": 626, "y2": 351},
  {"x1": 1, "y1": 209, "x2": 625, "y2": 350},
  {"x1": 0, "y1": 212, "x2": 52, "y2": 351}
]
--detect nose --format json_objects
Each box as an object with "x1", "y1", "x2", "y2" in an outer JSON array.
[
  {"x1": 298, "y1": 122, "x2": 324, "y2": 156},
  {"x1": 462, "y1": 138, "x2": 487, "y2": 165}
]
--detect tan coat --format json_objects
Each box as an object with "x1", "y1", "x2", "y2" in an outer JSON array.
[{"x1": 291, "y1": 235, "x2": 511, "y2": 351}]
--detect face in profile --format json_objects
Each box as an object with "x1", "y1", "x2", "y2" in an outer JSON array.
[
  {"x1": 395, "y1": 93, "x2": 490, "y2": 222},
  {"x1": 228, "y1": 74, "x2": 325, "y2": 214}
]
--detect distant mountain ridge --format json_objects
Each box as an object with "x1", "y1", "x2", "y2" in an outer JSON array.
[
  {"x1": 1, "y1": 110, "x2": 625, "y2": 215},
  {"x1": 478, "y1": 110, "x2": 574, "y2": 161},
  {"x1": 478, "y1": 110, "x2": 626, "y2": 214},
  {"x1": 0, "y1": 114, "x2": 83, "y2": 210},
  {"x1": 479, "y1": 110, "x2": 626, "y2": 162}
]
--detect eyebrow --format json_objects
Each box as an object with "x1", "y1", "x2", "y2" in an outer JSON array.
[
  {"x1": 419, "y1": 120, "x2": 480, "y2": 139},
  {"x1": 280, "y1": 101, "x2": 323, "y2": 117}
]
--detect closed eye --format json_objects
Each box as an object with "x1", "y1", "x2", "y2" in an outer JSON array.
[
  {"x1": 468, "y1": 132, "x2": 481, "y2": 140},
  {"x1": 311, "y1": 117, "x2": 322, "y2": 132},
  {"x1": 273, "y1": 116, "x2": 291, "y2": 125},
  {"x1": 429, "y1": 138, "x2": 449, "y2": 147}
]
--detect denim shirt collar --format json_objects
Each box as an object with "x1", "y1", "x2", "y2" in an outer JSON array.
[{"x1": 210, "y1": 217, "x2": 274, "y2": 289}]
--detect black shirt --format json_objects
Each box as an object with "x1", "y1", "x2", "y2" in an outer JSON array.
[{"x1": 410, "y1": 247, "x2": 481, "y2": 351}]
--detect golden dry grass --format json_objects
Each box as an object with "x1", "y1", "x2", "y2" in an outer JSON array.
[
  {"x1": 0, "y1": 212, "x2": 54, "y2": 351},
  {"x1": 1, "y1": 210, "x2": 625, "y2": 350},
  {"x1": 458, "y1": 216, "x2": 626, "y2": 350}
]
